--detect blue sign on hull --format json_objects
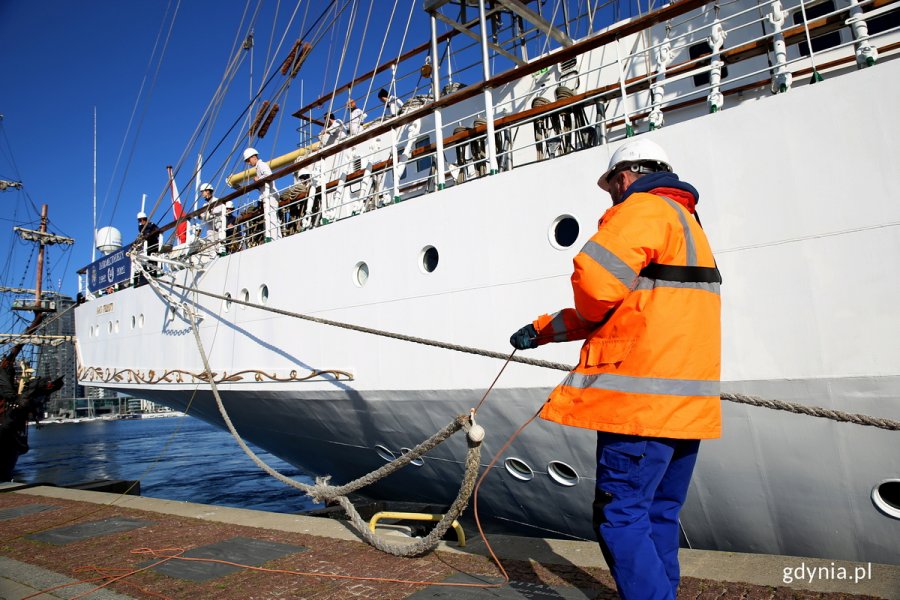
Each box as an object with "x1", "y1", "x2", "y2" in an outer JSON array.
[{"x1": 87, "y1": 244, "x2": 132, "y2": 293}]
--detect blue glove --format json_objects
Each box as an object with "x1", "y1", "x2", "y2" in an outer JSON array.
[{"x1": 509, "y1": 323, "x2": 539, "y2": 350}]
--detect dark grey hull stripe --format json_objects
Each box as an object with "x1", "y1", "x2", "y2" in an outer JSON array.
[
  {"x1": 580, "y1": 240, "x2": 637, "y2": 289},
  {"x1": 660, "y1": 196, "x2": 697, "y2": 265},
  {"x1": 564, "y1": 372, "x2": 720, "y2": 396},
  {"x1": 634, "y1": 277, "x2": 721, "y2": 294}
]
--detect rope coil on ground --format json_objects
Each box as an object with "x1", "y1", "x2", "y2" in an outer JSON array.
[{"x1": 160, "y1": 279, "x2": 900, "y2": 432}]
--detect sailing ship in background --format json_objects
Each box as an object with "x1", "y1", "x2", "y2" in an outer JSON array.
[
  {"x1": 0, "y1": 198, "x2": 72, "y2": 479},
  {"x1": 74, "y1": 0, "x2": 900, "y2": 564}
]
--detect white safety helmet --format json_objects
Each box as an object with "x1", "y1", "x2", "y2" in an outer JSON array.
[
  {"x1": 199, "y1": 183, "x2": 214, "y2": 192},
  {"x1": 242, "y1": 147, "x2": 259, "y2": 162},
  {"x1": 598, "y1": 138, "x2": 672, "y2": 191},
  {"x1": 137, "y1": 211, "x2": 148, "y2": 219},
  {"x1": 225, "y1": 201, "x2": 234, "y2": 209}
]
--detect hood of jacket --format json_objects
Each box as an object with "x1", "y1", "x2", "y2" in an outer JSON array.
[{"x1": 620, "y1": 171, "x2": 700, "y2": 213}]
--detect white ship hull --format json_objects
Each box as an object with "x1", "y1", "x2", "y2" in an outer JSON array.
[{"x1": 76, "y1": 12, "x2": 900, "y2": 564}]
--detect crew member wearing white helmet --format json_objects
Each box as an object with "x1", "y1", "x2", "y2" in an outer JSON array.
[
  {"x1": 243, "y1": 147, "x2": 281, "y2": 243},
  {"x1": 136, "y1": 211, "x2": 161, "y2": 281},
  {"x1": 199, "y1": 183, "x2": 226, "y2": 254},
  {"x1": 509, "y1": 138, "x2": 721, "y2": 600}
]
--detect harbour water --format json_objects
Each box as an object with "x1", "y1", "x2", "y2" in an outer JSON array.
[{"x1": 13, "y1": 415, "x2": 322, "y2": 514}]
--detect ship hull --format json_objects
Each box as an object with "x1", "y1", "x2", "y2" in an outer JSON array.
[{"x1": 76, "y1": 56, "x2": 900, "y2": 564}]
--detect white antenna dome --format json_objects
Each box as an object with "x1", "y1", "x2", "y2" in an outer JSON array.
[{"x1": 95, "y1": 226, "x2": 123, "y2": 255}]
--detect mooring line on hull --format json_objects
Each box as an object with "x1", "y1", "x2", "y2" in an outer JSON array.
[
  {"x1": 160, "y1": 279, "x2": 900, "y2": 432},
  {"x1": 131, "y1": 261, "x2": 529, "y2": 589},
  {"x1": 163, "y1": 280, "x2": 575, "y2": 371}
]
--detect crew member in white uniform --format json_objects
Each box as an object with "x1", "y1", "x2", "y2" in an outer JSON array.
[
  {"x1": 346, "y1": 99, "x2": 367, "y2": 135},
  {"x1": 199, "y1": 182, "x2": 226, "y2": 253},
  {"x1": 377, "y1": 88, "x2": 403, "y2": 118},
  {"x1": 243, "y1": 148, "x2": 281, "y2": 242},
  {"x1": 319, "y1": 113, "x2": 345, "y2": 147}
]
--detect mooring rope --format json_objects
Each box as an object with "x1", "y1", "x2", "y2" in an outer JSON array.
[
  {"x1": 137, "y1": 263, "x2": 484, "y2": 556},
  {"x1": 160, "y1": 279, "x2": 900, "y2": 432},
  {"x1": 164, "y1": 280, "x2": 573, "y2": 370},
  {"x1": 721, "y1": 392, "x2": 900, "y2": 431}
]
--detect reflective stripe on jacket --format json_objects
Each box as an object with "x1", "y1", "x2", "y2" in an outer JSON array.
[{"x1": 536, "y1": 192, "x2": 721, "y2": 439}]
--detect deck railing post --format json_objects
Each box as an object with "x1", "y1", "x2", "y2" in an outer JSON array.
[
  {"x1": 430, "y1": 14, "x2": 447, "y2": 190},
  {"x1": 848, "y1": 0, "x2": 878, "y2": 67},
  {"x1": 390, "y1": 128, "x2": 401, "y2": 202},
  {"x1": 707, "y1": 20, "x2": 727, "y2": 112},
  {"x1": 477, "y1": 0, "x2": 499, "y2": 175},
  {"x1": 767, "y1": 1, "x2": 793, "y2": 93}
]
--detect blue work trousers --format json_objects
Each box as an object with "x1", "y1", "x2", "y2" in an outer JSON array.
[{"x1": 593, "y1": 431, "x2": 700, "y2": 600}]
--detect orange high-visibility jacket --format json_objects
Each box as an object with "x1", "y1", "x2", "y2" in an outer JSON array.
[{"x1": 535, "y1": 192, "x2": 721, "y2": 439}]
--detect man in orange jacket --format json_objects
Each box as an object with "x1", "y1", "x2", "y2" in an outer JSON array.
[{"x1": 510, "y1": 138, "x2": 721, "y2": 600}]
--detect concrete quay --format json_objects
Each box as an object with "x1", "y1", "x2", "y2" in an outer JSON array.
[{"x1": 0, "y1": 485, "x2": 897, "y2": 599}]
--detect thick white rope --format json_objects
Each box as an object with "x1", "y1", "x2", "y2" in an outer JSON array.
[{"x1": 138, "y1": 262, "x2": 486, "y2": 556}]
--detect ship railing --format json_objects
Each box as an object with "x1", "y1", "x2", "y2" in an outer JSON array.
[
  {"x1": 96, "y1": 0, "x2": 899, "y2": 282},
  {"x1": 213, "y1": 0, "x2": 900, "y2": 246},
  {"x1": 481, "y1": 0, "x2": 899, "y2": 169}
]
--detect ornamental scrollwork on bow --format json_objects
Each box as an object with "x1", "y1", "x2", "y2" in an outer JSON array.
[{"x1": 77, "y1": 366, "x2": 353, "y2": 384}]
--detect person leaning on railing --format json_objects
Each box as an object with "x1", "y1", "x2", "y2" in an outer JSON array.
[
  {"x1": 136, "y1": 211, "x2": 161, "y2": 282},
  {"x1": 243, "y1": 148, "x2": 281, "y2": 243},
  {"x1": 224, "y1": 200, "x2": 240, "y2": 254},
  {"x1": 200, "y1": 182, "x2": 227, "y2": 255},
  {"x1": 377, "y1": 88, "x2": 403, "y2": 119},
  {"x1": 510, "y1": 139, "x2": 722, "y2": 600},
  {"x1": 346, "y1": 98, "x2": 366, "y2": 136}
]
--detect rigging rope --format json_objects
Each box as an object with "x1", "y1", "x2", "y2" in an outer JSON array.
[
  {"x1": 158, "y1": 279, "x2": 900, "y2": 432},
  {"x1": 100, "y1": 0, "x2": 182, "y2": 229}
]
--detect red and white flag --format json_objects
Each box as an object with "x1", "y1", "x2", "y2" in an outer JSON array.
[{"x1": 166, "y1": 165, "x2": 187, "y2": 243}]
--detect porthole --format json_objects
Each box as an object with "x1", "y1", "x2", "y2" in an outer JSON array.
[
  {"x1": 504, "y1": 457, "x2": 534, "y2": 481},
  {"x1": 223, "y1": 292, "x2": 232, "y2": 312},
  {"x1": 258, "y1": 284, "x2": 269, "y2": 305},
  {"x1": 547, "y1": 461, "x2": 580, "y2": 487},
  {"x1": 872, "y1": 479, "x2": 900, "y2": 519},
  {"x1": 550, "y1": 215, "x2": 580, "y2": 249},
  {"x1": 353, "y1": 262, "x2": 369, "y2": 287},
  {"x1": 130, "y1": 316, "x2": 136, "y2": 330},
  {"x1": 400, "y1": 447, "x2": 425, "y2": 467},
  {"x1": 375, "y1": 444, "x2": 395, "y2": 462},
  {"x1": 89, "y1": 325, "x2": 95, "y2": 337},
  {"x1": 139, "y1": 314, "x2": 144, "y2": 328},
  {"x1": 240, "y1": 288, "x2": 249, "y2": 308},
  {"x1": 420, "y1": 246, "x2": 439, "y2": 273},
  {"x1": 114, "y1": 320, "x2": 120, "y2": 334},
  {"x1": 107, "y1": 321, "x2": 112, "y2": 334}
]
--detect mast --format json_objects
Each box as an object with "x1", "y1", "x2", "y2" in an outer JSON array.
[
  {"x1": 33, "y1": 204, "x2": 48, "y2": 306},
  {"x1": 92, "y1": 107, "x2": 97, "y2": 262},
  {"x1": 4, "y1": 204, "x2": 73, "y2": 367}
]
